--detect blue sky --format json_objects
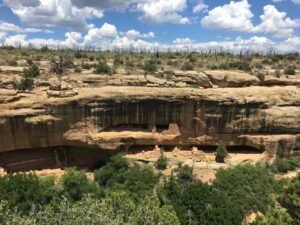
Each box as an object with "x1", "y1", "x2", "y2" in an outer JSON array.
[{"x1": 0, "y1": 0, "x2": 300, "y2": 52}]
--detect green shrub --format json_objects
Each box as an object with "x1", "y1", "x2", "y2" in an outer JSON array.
[
  {"x1": 74, "y1": 51, "x2": 84, "y2": 59},
  {"x1": 74, "y1": 67, "x2": 81, "y2": 73},
  {"x1": 181, "y1": 62, "x2": 194, "y2": 71},
  {"x1": 209, "y1": 64, "x2": 218, "y2": 70},
  {"x1": 215, "y1": 144, "x2": 228, "y2": 163},
  {"x1": 262, "y1": 59, "x2": 271, "y2": 65},
  {"x1": 89, "y1": 56, "x2": 95, "y2": 61},
  {"x1": 251, "y1": 207, "x2": 293, "y2": 225},
  {"x1": 81, "y1": 63, "x2": 91, "y2": 70},
  {"x1": 279, "y1": 174, "x2": 300, "y2": 223},
  {"x1": 0, "y1": 173, "x2": 47, "y2": 214},
  {"x1": 35, "y1": 55, "x2": 42, "y2": 61},
  {"x1": 176, "y1": 163, "x2": 194, "y2": 183},
  {"x1": 167, "y1": 60, "x2": 173, "y2": 65},
  {"x1": 60, "y1": 168, "x2": 96, "y2": 201},
  {"x1": 270, "y1": 154, "x2": 300, "y2": 173},
  {"x1": 218, "y1": 63, "x2": 229, "y2": 70},
  {"x1": 271, "y1": 56, "x2": 280, "y2": 63},
  {"x1": 228, "y1": 61, "x2": 252, "y2": 71},
  {"x1": 255, "y1": 63, "x2": 263, "y2": 69},
  {"x1": 94, "y1": 154, "x2": 129, "y2": 186},
  {"x1": 213, "y1": 164, "x2": 278, "y2": 216},
  {"x1": 284, "y1": 66, "x2": 296, "y2": 75},
  {"x1": 8, "y1": 60, "x2": 18, "y2": 66},
  {"x1": 155, "y1": 149, "x2": 168, "y2": 170},
  {"x1": 94, "y1": 154, "x2": 160, "y2": 202},
  {"x1": 125, "y1": 61, "x2": 135, "y2": 69},
  {"x1": 160, "y1": 166, "x2": 242, "y2": 225},
  {"x1": 24, "y1": 64, "x2": 40, "y2": 78},
  {"x1": 0, "y1": 193, "x2": 180, "y2": 225},
  {"x1": 51, "y1": 54, "x2": 74, "y2": 76},
  {"x1": 26, "y1": 58, "x2": 33, "y2": 66},
  {"x1": 144, "y1": 59, "x2": 157, "y2": 73},
  {"x1": 16, "y1": 77, "x2": 34, "y2": 91},
  {"x1": 113, "y1": 56, "x2": 123, "y2": 66},
  {"x1": 187, "y1": 54, "x2": 197, "y2": 63},
  {"x1": 94, "y1": 62, "x2": 112, "y2": 74},
  {"x1": 257, "y1": 72, "x2": 265, "y2": 82},
  {"x1": 285, "y1": 53, "x2": 298, "y2": 61},
  {"x1": 275, "y1": 69, "x2": 281, "y2": 77}
]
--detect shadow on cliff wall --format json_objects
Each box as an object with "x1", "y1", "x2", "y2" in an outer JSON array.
[{"x1": 0, "y1": 146, "x2": 110, "y2": 173}]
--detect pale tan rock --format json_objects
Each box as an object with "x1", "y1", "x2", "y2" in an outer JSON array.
[
  {"x1": 173, "y1": 147, "x2": 180, "y2": 152},
  {"x1": 263, "y1": 75, "x2": 300, "y2": 86},
  {"x1": 0, "y1": 85, "x2": 298, "y2": 162},
  {"x1": 175, "y1": 82, "x2": 187, "y2": 87},
  {"x1": 174, "y1": 70, "x2": 213, "y2": 88},
  {"x1": 47, "y1": 89, "x2": 78, "y2": 98},
  {"x1": 204, "y1": 70, "x2": 260, "y2": 87},
  {"x1": 146, "y1": 75, "x2": 167, "y2": 85},
  {"x1": 0, "y1": 76, "x2": 15, "y2": 89},
  {"x1": 49, "y1": 77, "x2": 61, "y2": 91},
  {"x1": 192, "y1": 147, "x2": 198, "y2": 154}
]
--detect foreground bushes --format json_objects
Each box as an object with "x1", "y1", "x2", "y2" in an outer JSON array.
[
  {"x1": 0, "y1": 194, "x2": 179, "y2": 225},
  {"x1": 270, "y1": 154, "x2": 300, "y2": 173},
  {"x1": 0, "y1": 173, "x2": 52, "y2": 214},
  {"x1": 159, "y1": 164, "x2": 279, "y2": 225},
  {"x1": 0, "y1": 154, "x2": 298, "y2": 224},
  {"x1": 279, "y1": 174, "x2": 300, "y2": 224}
]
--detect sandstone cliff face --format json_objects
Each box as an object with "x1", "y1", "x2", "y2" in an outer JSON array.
[
  {"x1": 0, "y1": 85, "x2": 299, "y2": 161},
  {"x1": 0, "y1": 66, "x2": 300, "y2": 171}
]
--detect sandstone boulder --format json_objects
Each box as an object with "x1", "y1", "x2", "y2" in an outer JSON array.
[
  {"x1": 0, "y1": 89, "x2": 19, "y2": 103},
  {"x1": 121, "y1": 75, "x2": 147, "y2": 86},
  {"x1": 204, "y1": 70, "x2": 260, "y2": 87},
  {"x1": 146, "y1": 75, "x2": 166, "y2": 85},
  {"x1": 263, "y1": 75, "x2": 300, "y2": 86},
  {"x1": 174, "y1": 70, "x2": 213, "y2": 88},
  {"x1": 49, "y1": 77, "x2": 73, "y2": 91},
  {"x1": 0, "y1": 76, "x2": 15, "y2": 89}
]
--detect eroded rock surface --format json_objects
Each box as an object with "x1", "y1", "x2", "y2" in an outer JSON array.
[
  {"x1": 0, "y1": 67, "x2": 299, "y2": 171},
  {"x1": 0, "y1": 85, "x2": 299, "y2": 157}
]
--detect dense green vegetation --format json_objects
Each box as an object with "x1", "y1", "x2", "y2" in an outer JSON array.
[
  {"x1": 0, "y1": 153, "x2": 299, "y2": 224},
  {"x1": 270, "y1": 154, "x2": 300, "y2": 173},
  {"x1": 155, "y1": 149, "x2": 168, "y2": 170},
  {"x1": 279, "y1": 174, "x2": 300, "y2": 224}
]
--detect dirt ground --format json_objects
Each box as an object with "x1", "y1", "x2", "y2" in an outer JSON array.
[
  {"x1": 1, "y1": 147, "x2": 297, "y2": 184},
  {"x1": 126, "y1": 146, "x2": 268, "y2": 183}
]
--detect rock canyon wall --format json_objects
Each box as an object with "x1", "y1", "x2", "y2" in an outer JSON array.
[{"x1": 0, "y1": 69, "x2": 299, "y2": 171}]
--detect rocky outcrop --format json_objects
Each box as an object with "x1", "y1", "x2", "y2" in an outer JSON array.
[
  {"x1": 0, "y1": 86, "x2": 299, "y2": 160},
  {"x1": 173, "y1": 70, "x2": 213, "y2": 88},
  {"x1": 263, "y1": 76, "x2": 300, "y2": 86},
  {"x1": 0, "y1": 65, "x2": 299, "y2": 171},
  {"x1": 204, "y1": 70, "x2": 260, "y2": 87}
]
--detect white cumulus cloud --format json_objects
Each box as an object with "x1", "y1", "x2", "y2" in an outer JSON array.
[
  {"x1": 201, "y1": 0, "x2": 300, "y2": 38},
  {"x1": 173, "y1": 38, "x2": 193, "y2": 45},
  {"x1": 201, "y1": 0, "x2": 254, "y2": 32},
  {"x1": 3, "y1": 0, "x2": 103, "y2": 31},
  {"x1": 193, "y1": 0, "x2": 208, "y2": 13},
  {"x1": 136, "y1": 0, "x2": 189, "y2": 24},
  {"x1": 0, "y1": 21, "x2": 52, "y2": 33},
  {"x1": 83, "y1": 23, "x2": 118, "y2": 47},
  {"x1": 125, "y1": 30, "x2": 155, "y2": 39},
  {"x1": 253, "y1": 5, "x2": 300, "y2": 38}
]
